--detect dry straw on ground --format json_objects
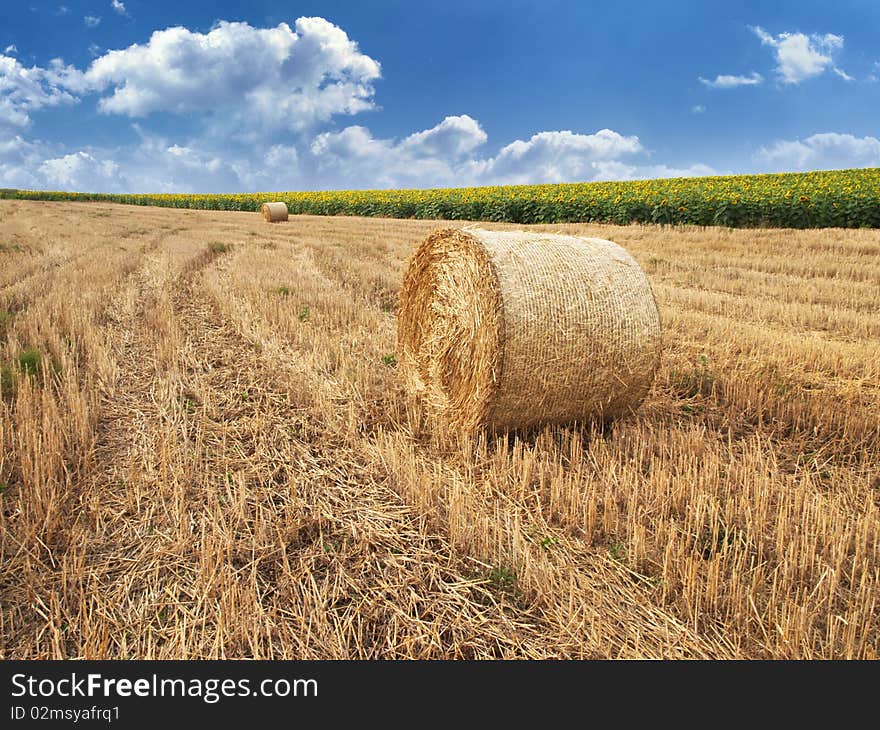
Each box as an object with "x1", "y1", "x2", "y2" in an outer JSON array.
[
  {"x1": 260, "y1": 202, "x2": 288, "y2": 223},
  {"x1": 1, "y1": 200, "x2": 877, "y2": 659},
  {"x1": 398, "y1": 228, "x2": 662, "y2": 432}
]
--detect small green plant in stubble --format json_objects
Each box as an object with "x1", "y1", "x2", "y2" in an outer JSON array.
[
  {"x1": 670, "y1": 354, "x2": 715, "y2": 399},
  {"x1": 1, "y1": 347, "x2": 59, "y2": 400},
  {"x1": 487, "y1": 565, "x2": 517, "y2": 594},
  {"x1": 381, "y1": 353, "x2": 396, "y2": 367},
  {"x1": 17, "y1": 348, "x2": 42, "y2": 377},
  {"x1": 2, "y1": 348, "x2": 41, "y2": 395},
  {"x1": 208, "y1": 241, "x2": 230, "y2": 254},
  {"x1": 0, "y1": 367, "x2": 13, "y2": 398},
  {"x1": 298, "y1": 306, "x2": 310, "y2": 322},
  {"x1": 608, "y1": 542, "x2": 627, "y2": 563}
]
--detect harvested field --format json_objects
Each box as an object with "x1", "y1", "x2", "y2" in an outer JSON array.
[{"x1": 0, "y1": 199, "x2": 878, "y2": 659}]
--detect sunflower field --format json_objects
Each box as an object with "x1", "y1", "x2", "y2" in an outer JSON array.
[{"x1": 4, "y1": 167, "x2": 879, "y2": 228}]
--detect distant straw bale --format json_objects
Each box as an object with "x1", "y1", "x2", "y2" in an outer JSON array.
[{"x1": 260, "y1": 202, "x2": 288, "y2": 222}]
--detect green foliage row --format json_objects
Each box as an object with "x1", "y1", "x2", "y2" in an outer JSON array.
[{"x1": 4, "y1": 167, "x2": 879, "y2": 228}]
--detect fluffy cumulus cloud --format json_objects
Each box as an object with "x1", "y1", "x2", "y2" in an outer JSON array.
[
  {"x1": 751, "y1": 26, "x2": 850, "y2": 84},
  {"x1": 699, "y1": 72, "x2": 763, "y2": 89},
  {"x1": 3, "y1": 114, "x2": 718, "y2": 193},
  {"x1": 466, "y1": 129, "x2": 644, "y2": 185},
  {"x1": 84, "y1": 19, "x2": 381, "y2": 135},
  {"x1": 0, "y1": 54, "x2": 85, "y2": 129},
  {"x1": 111, "y1": 0, "x2": 127, "y2": 16},
  {"x1": 754, "y1": 132, "x2": 880, "y2": 171},
  {"x1": 309, "y1": 114, "x2": 489, "y2": 188},
  {"x1": 126, "y1": 139, "x2": 242, "y2": 192},
  {"x1": 0, "y1": 135, "x2": 45, "y2": 188},
  {"x1": 399, "y1": 114, "x2": 487, "y2": 159},
  {"x1": 308, "y1": 123, "x2": 708, "y2": 189},
  {"x1": 0, "y1": 18, "x2": 385, "y2": 191},
  {"x1": 310, "y1": 124, "x2": 464, "y2": 189},
  {"x1": 1, "y1": 132, "x2": 230, "y2": 194},
  {"x1": 39, "y1": 151, "x2": 122, "y2": 189},
  {"x1": 0, "y1": 133, "x2": 128, "y2": 192}
]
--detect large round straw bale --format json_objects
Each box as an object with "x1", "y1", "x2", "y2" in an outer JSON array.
[
  {"x1": 260, "y1": 202, "x2": 288, "y2": 222},
  {"x1": 397, "y1": 228, "x2": 661, "y2": 433}
]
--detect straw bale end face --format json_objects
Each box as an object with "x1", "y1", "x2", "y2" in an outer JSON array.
[
  {"x1": 261, "y1": 202, "x2": 289, "y2": 222},
  {"x1": 397, "y1": 227, "x2": 662, "y2": 434}
]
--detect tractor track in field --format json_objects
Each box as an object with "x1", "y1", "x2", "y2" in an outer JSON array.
[{"x1": 166, "y1": 249, "x2": 556, "y2": 658}]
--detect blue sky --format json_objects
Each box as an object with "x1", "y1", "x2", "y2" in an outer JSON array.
[{"x1": 1, "y1": 0, "x2": 878, "y2": 192}]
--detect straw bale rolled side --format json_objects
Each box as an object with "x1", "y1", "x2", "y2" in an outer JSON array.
[
  {"x1": 260, "y1": 202, "x2": 289, "y2": 222},
  {"x1": 397, "y1": 228, "x2": 661, "y2": 432}
]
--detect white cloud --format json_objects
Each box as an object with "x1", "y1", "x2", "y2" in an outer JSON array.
[
  {"x1": 2, "y1": 126, "x2": 261, "y2": 194},
  {"x1": 400, "y1": 115, "x2": 487, "y2": 158},
  {"x1": 691, "y1": 105, "x2": 706, "y2": 114},
  {"x1": 0, "y1": 134, "x2": 44, "y2": 187},
  {"x1": 1, "y1": 114, "x2": 712, "y2": 193},
  {"x1": 4, "y1": 45, "x2": 16, "y2": 54},
  {"x1": 84, "y1": 15, "x2": 101, "y2": 28},
  {"x1": 754, "y1": 132, "x2": 880, "y2": 171},
  {"x1": 110, "y1": 0, "x2": 127, "y2": 16},
  {"x1": 308, "y1": 114, "x2": 485, "y2": 189},
  {"x1": 699, "y1": 72, "x2": 763, "y2": 89},
  {"x1": 0, "y1": 96, "x2": 30, "y2": 128},
  {"x1": 263, "y1": 144, "x2": 299, "y2": 168},
  {"x1": 39, "y1": 151, "x2": 122, "y2": 190},
  {"x1": 466, "y1": 129, "x2": 643, "y2": 185},
  {"x1": 751, "y1": 26, "x2": 849, "y2": 84},
  {"x1": 309, "y1": 124, "x2": 649, "y2": 189},
  {"x1": 0, "y1": 17, "x2": 384, "y2": 190},
  {"x1": 57, "y1": 5, "x2": 70, "y2": 15},
  {"x1": 84, "y1": 19, "x2": 381, "y2": 135},
  {"x1": 0, "y1": 54, "x2": 85, "y2": 129},
  {"x1": 310, "y1": 125, "x2": 457, "y2": 189}
]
